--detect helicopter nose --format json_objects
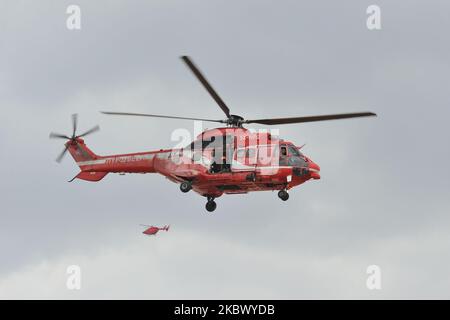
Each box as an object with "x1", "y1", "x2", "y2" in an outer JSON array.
[{"x1": 308, "y1": 161, "x2": 321, "y2": 179}]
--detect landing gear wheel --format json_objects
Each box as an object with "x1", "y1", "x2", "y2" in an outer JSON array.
[
  {"x1": 180, "y1": 181, "x2": 192, "y2": 193},
  {"x1": 278, "y1": 190, "x2": 289, "y2": 201},
  {"x1": 205, "y1": 199, "x2": 217, "y2": 212}
]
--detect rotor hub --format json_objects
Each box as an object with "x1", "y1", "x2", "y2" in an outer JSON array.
[{"x1": 226, "y1": 114, "x2": 244, "y2": 127}]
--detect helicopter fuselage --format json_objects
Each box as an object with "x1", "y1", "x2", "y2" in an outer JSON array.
[{"x1": 69, "y1": 127, "x2": 320, "y2": 199}]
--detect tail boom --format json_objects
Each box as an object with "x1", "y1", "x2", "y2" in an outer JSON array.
[{"x1": 66, "y1": 138, "x2": 159, "y2": 182}]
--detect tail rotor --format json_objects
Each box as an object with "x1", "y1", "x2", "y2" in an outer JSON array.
[{"x1": 49, "y1": 114, "x2": 100, "y2": 163}]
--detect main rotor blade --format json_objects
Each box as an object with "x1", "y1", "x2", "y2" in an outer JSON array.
[
  {"x1": 71, "y1": 113, "x2": 78, "y2": 137},
  {"x1": 245, "y1": 112, "x2": 377, "y2": 125},
  {"x1": 77, "y1": 125, "x2": 100, "y2": 138},
  {"x1": 101, "y1": 111, "x2": 225, "y2": 123},
  {"x1": 181, "y1": 56, "x2": 231, "y2": 118},
  {"x1": 55, "y1": 145, "x2": 69, "y2": 163},
  {"x1": 49, "y1": 132, "x2": 71, "y2": 140}
]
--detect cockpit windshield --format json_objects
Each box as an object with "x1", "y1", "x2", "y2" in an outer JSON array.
[
  {"x1": 279, "y1": 144, "x2": 306, "y2": 167},
  {"x1": 288, "y1": 145, "x2": 303, "y2": 157}
]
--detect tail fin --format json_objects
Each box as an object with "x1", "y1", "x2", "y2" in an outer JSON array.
[
  {"x1": 66, "y1": 138, "x2": 108, "y2": 182},
  {"x1": 67, "y1": 138, "x2": 98, "y2": 163},
  {"x1": 164, "y1": 225, "x2": 170, "y2": 231}
]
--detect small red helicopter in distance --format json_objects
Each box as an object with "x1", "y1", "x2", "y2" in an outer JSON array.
[
  {"x1": 49, "y1": 56, "x2": 376, "y2": 212},
  {"x1": 141, "y1": 224, "x2": 170, "y2": 236}
]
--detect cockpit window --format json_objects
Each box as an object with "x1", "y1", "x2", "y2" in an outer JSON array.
[{"x1": 288, "y1": 145, "x2": 301, "y2": 157}]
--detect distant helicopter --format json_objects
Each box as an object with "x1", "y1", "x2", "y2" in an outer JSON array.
[
  {"x1": 141, "y1": 224, "x2": 170, "y2": 236},
  {"x1": 50, "y1": 56, "x2": 376, "y2": 212}
]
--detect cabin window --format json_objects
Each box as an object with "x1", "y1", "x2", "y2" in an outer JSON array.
[
  {"x1": 246, "y1": 148, "x2": 256, "y2": 159},
  {"x1": 258, "y1": 145, "x2": 276, "y2": 165},
  {"x1": 189, "y1": 136, "x2": 216, "y2": 150},
  {"x1": 245, "y1": 148, "x2": 257, "y2": 165},
  {"x1": 236, "y1": 148, "x2": 246, "y2": 161}
]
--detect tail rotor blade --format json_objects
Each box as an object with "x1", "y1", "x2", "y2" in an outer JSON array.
[
  {"x1": 55, "y1": 145, "x2": 69, "y2": 163},
  {"x1": 77, "y1": 125, "x2": 100, "y2": 138},
  {"x1": 49, "y1": 132, "x2": 71, "y2": 140},
  {"x1": 71, "y1": 113, "x2": 78, "y2": 137}
]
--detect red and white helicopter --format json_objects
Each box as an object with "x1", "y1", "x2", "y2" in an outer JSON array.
[
  {"x1": 141, "y1": 224, "x2": 170, "y2": 236},
  {"x1": 50, "y1": 56, "x2": 376, "y2": 212}
]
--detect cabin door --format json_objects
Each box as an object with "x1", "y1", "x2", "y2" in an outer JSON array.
[{"x1": 231, "y1": 146, "x2": 257, "y2": 180}]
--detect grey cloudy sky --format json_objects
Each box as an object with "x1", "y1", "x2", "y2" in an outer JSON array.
[{"x1": 0, "y1": 0, "x2": 449, "y2": 299}]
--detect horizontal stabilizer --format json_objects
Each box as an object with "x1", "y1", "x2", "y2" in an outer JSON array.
[{"x1": 70, "y1": 171, "x2": 108, "y2": 182}]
